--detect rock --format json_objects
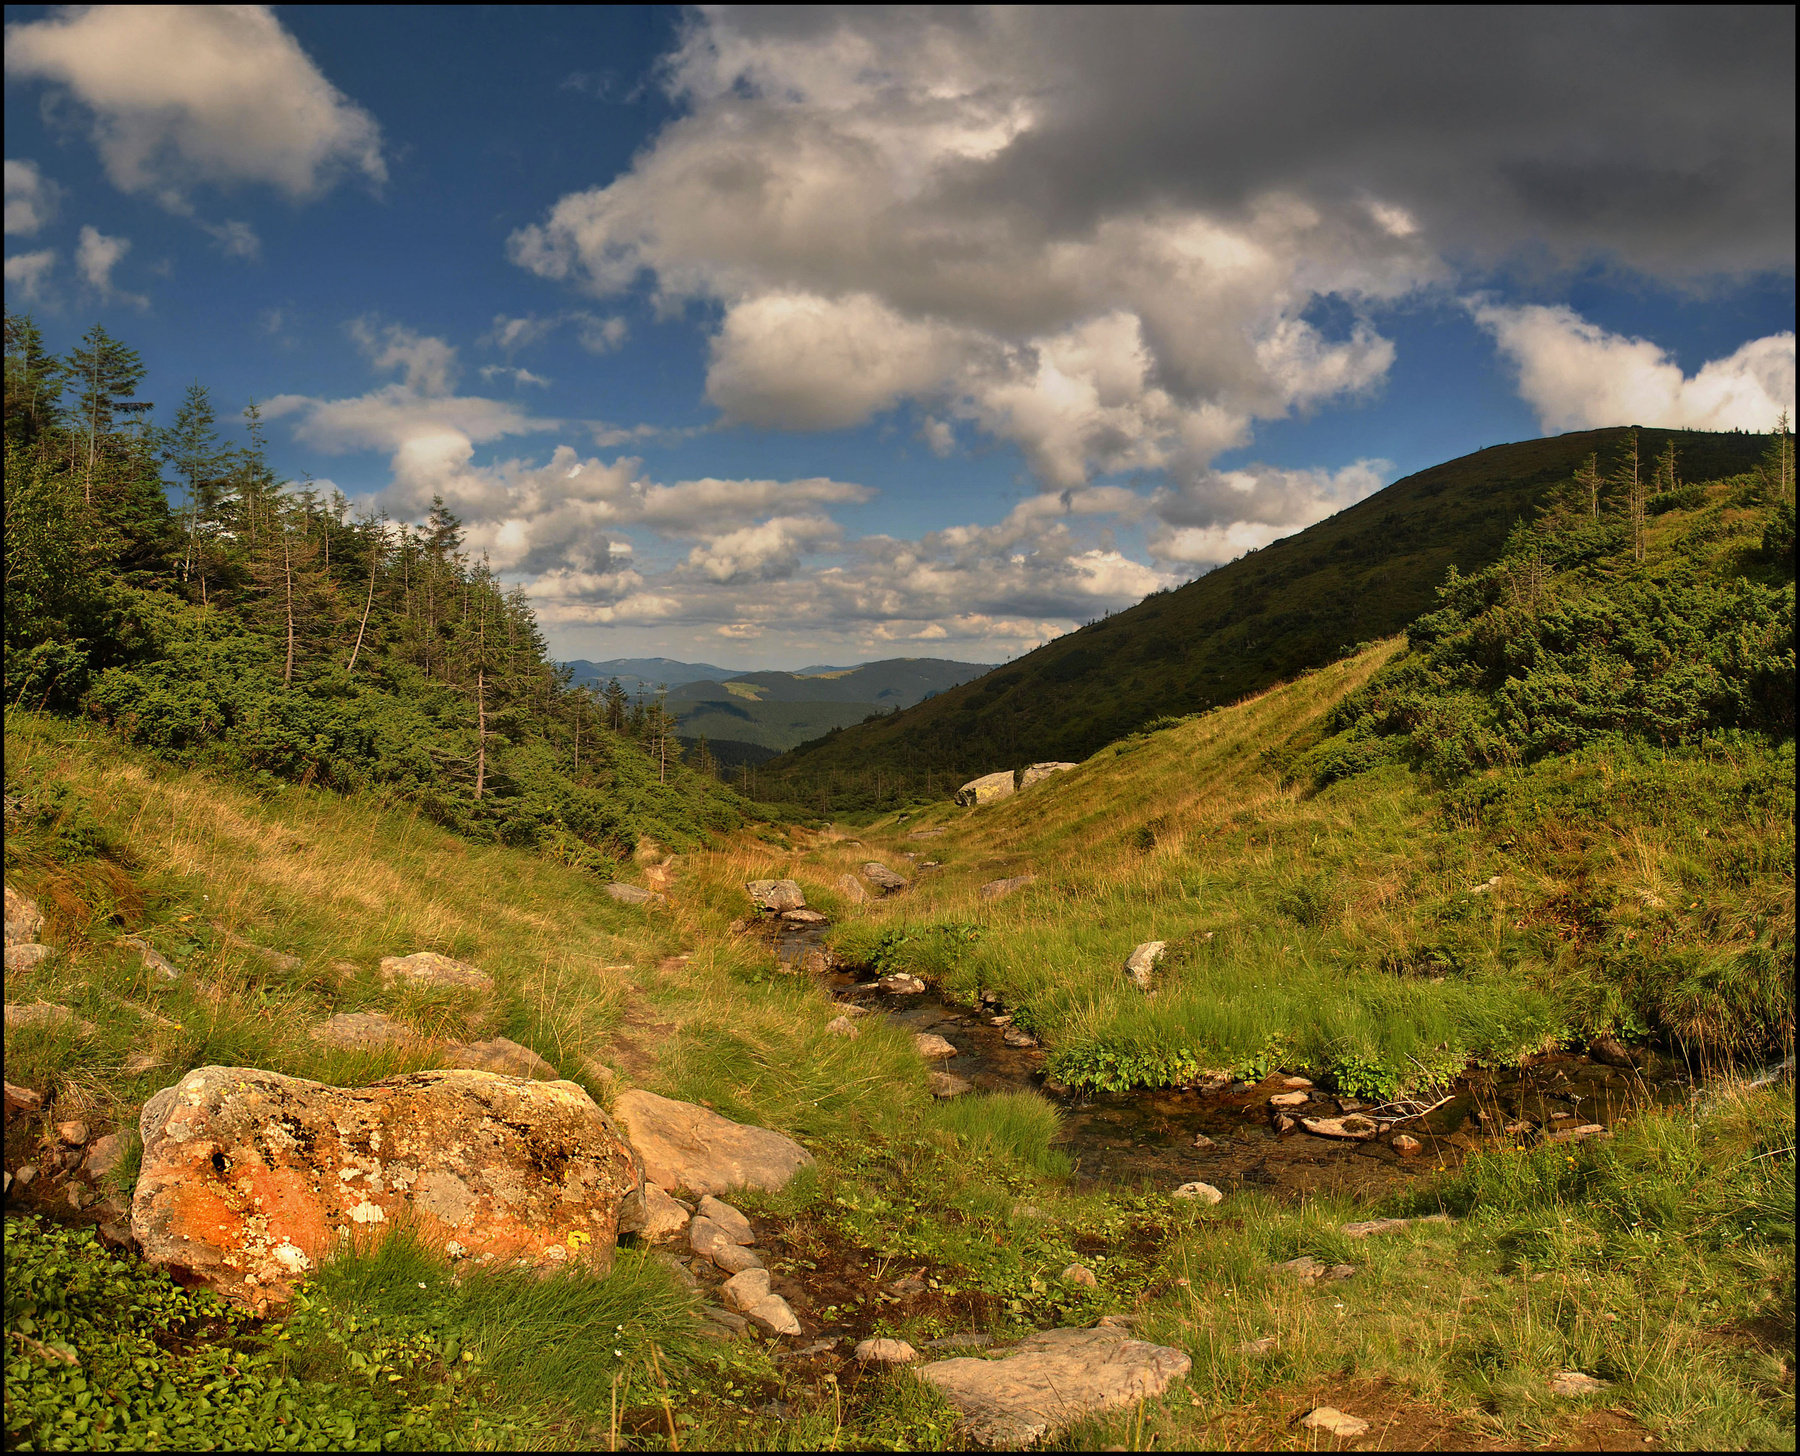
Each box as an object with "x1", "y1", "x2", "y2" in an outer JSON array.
[
  {"x1": 1173, "y1": 1182, "x2": 1223, "y2": 1204},
  {"x1": 1300, "y1": 1114, "x2": 1380, "y2": 1140},
  {"x1": 856, "y1": 1338, "x2": 919, "y2": 1364},
  {"x1": 928, "y1": 1333, "x2": 992, "y2": 1350},
  {"x1": 56, "y1": 1120, "x2": 90, "y2": 1146},
  {"x1": 309, "y1": 1011, "x2": 417, "y2": 1051},
  {"x1": 889, "y1": 1272, "x2": 929, "y2": 1296},
  {"x1": 1002, "y1": 1027, "x2": 1038, "y2": 1048},
  {"x1": 1548, "y1": 1370, "x2": 1612, "y2": 1396},
  {"x1": 720, "y1": 1268, "x2": 801, "y2": 1335},
  {"x1": 914, "y1": 1032, "x2": 958, "y2": 1060},
  {"x1": 5, "y1": 1081, "x2": 44, "y2": 1118},
  {"x1": 4, "y1": 1001, "x2": 97, "y2": 1037},
  {"x1": 1269, "y1": 1091, "x2": 1309, "y2": 1108},
  {"x1": 1236, "y1": 1336, "x2": 1277, "y2": 1356},
  {"x1": 782, "y1": 908, "x2": 828, "y2": 924},
  {"x1": 711, "y1": 1241, "x2": 765, "y2": 1275},
  {"x1": 1341, "y1": 1217, "x2": 1414, "y2": 1238},
  {"x1": 880, "y1": 974, "x2": 927, "y2": 995},
  {"x1": 861, "y1": 862, "x2": 909, "y2": 893},
  {"x1": 696, "y1": 1194, "x2": 755, "y2": 1245},
  {"x1": 84, "y1": 1131, "x2": 130, "y2": 1179},
  {"x1": 955, "y1": 771, "x2": 1017, "y2": 808},
  {"x1": 14, "y1": 1164, "x2": 37, "y2": 1189},
  {"x1": 907, "y1": 826, "x2": 946, "y2": 839},
  {"x1": 918, "y1": 1326, "x2": 1191, "y2": 1448},
  {"x1": 627, "y1": 1184, "x2": 692, "y2": 1242},
  {"x1": 728, "y1": 918, "x2": 750, "y2": 935},
  {"x1": 687, "y1": 1214, "x2": 730, "y2": 1258},
  {"x1": 1273, "y1": 1114, "x2": 1297, "y2": 1133},
  {"x1": 836, "y1": 874, "x2": 870, "y2": 904},
  {"x1": 613, "y1": 1088, "x2": 814, "y2": 1195},
  {"x1": 825, "y1": 1016, "x2": 860, "y2": 1039},
  {"x1": 1279, "y1": 1256, "x2": 1323, "y2": 1282},
  {"x1": 1547, "y1": 1123, "x2": 1610, "y2": 1144},
  {"x1": 745, "y1": 1293, "x2": 802, "y2": 1336},
  {"x1": 441, "y1": 1038, "x2": 558, "y2": 1080},
  {"x1": 133, "y1": 1066, "x2": 639, "y2": 1312},
  {"x1": 1301, "y1": 1407, "x2": 1370, "y2": 1437},
  {"x1": 798, "y1": 946, "x2": 832, "y2": 976},
  {"x1": 120, "y1": 937, "x2": 180, "y2": 982},
  {"x1": 928, "y1": 1072, "x2": 973, "y2": 1098},
  {"x1": 1281, "y1": 1075, "x2": 1315, "y2": 1089},
  {"x1": 1191, "y1": 1133, "x2": 1216, "y2": 1150},
  {"x1": 1061, "y1": 1262, "x2": 1098, "y2": 1288},
  {"x1": 1588, "y1": 1034, "x2": 1639, "y2": 1069},
  {"x1": 4, "y1": 943, "x2": 52, "y2": 971},
  {"x1": 703, "y1": 1307, "x2": 751, "y2": 1338},
  {"x1": 5, "y1": 885, "x2": 44, "y2": 945},
  {"x1": 1124, "y1": 941, "x2": 1166, "y2": 991},
  {"x1": 212, "y1": 926, "x2": 301, "y2": 974},
  {"x1": 606, "y1": 883, "x2": 659, "y2": 906},
  {"x1": 378, "y1": 952, "x2": 492, "y2": 993},
  {"x1": 1392, "y1": 1133, "x2": 1423, "y2": 1156},
  {"x1": 1328, "y1": 1264, "x2": 1357, "y2": 1281},
  {"x1": 745, "y1": 880, "x2": 806, "y2": 913},
  {"x1": 1019, "y1": 762, "x2": 1077, "y2": 790},
  {"x1": 979, "y1": 874, "x2": 1035, "y2": 901}
]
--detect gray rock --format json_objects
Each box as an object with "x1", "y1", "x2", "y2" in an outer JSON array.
[
  {"x1": 1124, "y1": 941, "x2": 1166, "y2": 991},
  {"x1": 56, "y1": 1119, "x2": 90, "y2": 1146},
  {"x1": 955, "y1": 771, "x2": 1017, "y2": 808},
  {"x1": 4, "y1": 886, "x2": 44, "y2": 946},
  {"x1": 309, "y1": 1011, "x2": 416, "y2": 1051},
  {"x1": 913, "y1": 1032, "x2": 957, "y2": 1060},
  {"x1": 744, "y1": 1293, "x2": 801, "y2": 1336},
  {"x1": 702, "y1": 1307, "x2": 750, "y2": 1337},
  {"x1": 613, "y1": 1088, "x2": 814, "y2": 1195},
  {"x1": 1547, "y1": 1370, "x2": 1612, "y2": 1396},
  {"x1": 4, "y1": 943, "x2": 52, "y2": 972},
  {"x1": 441, "y1": 1037, "x2": 558, "y2": 1080},
  {"x1": 745, "y1": 880, "x2": 806, "y2": 912},
  {"x1": 120, "y1": 937, "x2": 180, "y2": 982},
  {"x1": 711, "y1": 1241, "x2": 765, "y2": 1275},
  {"x1": 4, "y1": 1001, "x2": 97, "y2": 1037},
  {"x1": 1191, "y1": 1134, "x2": 1216, "y2": 1150},
  {"x1": 1002, "y1": 1027, "x2": 1038, "y2": 1048},
  {"x1": 917, "y1": 1326, "x2": 1191, "y2": 1447},
  {"x1": 928, "y1": 1071, "x2": 973, "y2": 1098},
  {"x1": 1280, "y1": 1075, "x2": 1315, "y2": 1088},
  {"x1": 1019, "y1": 762, "x2": 1077, "y2": 790},
  {"x1": 906, "y1": 826, "x2": 946, "y2": 839},
  {"x1": 1273, "y1": 1113, "x2": 1297, "y2": 1133},
  {"x1": 1392, "y1": 1133, "x2": 1423, "y2": 1155},
  {"x1": 1341, "y1": 1217, "x2": 1413, "y2": 1238},
  {"x1": 1547, "y1": 1123, "x2": 1610, "y2": 1144},
  {"x1": 856, "y1": 1337, "x2": 919, "y2": 1364},
  {"x1": 978, "y1": 874, "x2": 1035, "y2": 901},
  {"x1": 4, "y1": 1081, "x2": 44, "y2": 1118},
  {"x1": 378, "y1": 952, "x2": 492, "y2": 993},
  {"x1": 825, "y1": 1015, "x2": 860, "y2": 1039},
  {"x1": 836, "y1": 874, "x2": 870, "y2": 904},
  {"x1": 1173, "y1": 1181, "x2": 1223, "y2": 1204},
  {"x1": 13, "y1": 1164, "x2": 37, "y2": 1189},
  {"x1": 1301, "y1": 1407, "x2": 1369, "y2": 1437},
  {"x1": 781, "y1": 908, "x2": 828, "y2": 924},
  {"x1": 880, "y1": 974, "x2": 926, "y2": 995},
  {"x1": 1301, "y1": 1114, "x2": 1380, "y2": 1140},
  {"x1": 861, "y1": 862, "x2": 909, "y2": 893},
  {"x1": 606, "y1": 882, "x2": 660, "y2": 906},
  {"x1": 627, "y1": 1184, "x2": 692, "y2": 1243},
  {"x1": 721, "y1": 1267, "x2": 801, "y2": 1334},
  {"x1": 649, "y1": 1249, "x2": 701, "y2": 1288},
  {"x1": 84, "y1": 1131, "x2": 130, "y2": 1179},
  {"x1": 696, "y1": 1194, "x2": 755, "y2": 1245}
]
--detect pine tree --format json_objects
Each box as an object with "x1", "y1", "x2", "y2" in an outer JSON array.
[
  {"x1": 1573, "y1": 452, "x2": 1603, "y2": 520},
  {"x1": 67, "y1": 324, "x2": 147, "y2": 503},
  {"x1": 1612, "y1": 428, "x2": 1646, "y2": 563},
  {"x1": 603, "y1": 677, "x2": 628, "y2": 733},
  {"x1": 1763, "y1": 411, "x2": 1794, "y2": 502},
  {"x1": 162, "y1": 382, "x2": 228, "y2": 586},
  {"x1": 3, "y1": 311, "x2": 69, "y2": 445}
]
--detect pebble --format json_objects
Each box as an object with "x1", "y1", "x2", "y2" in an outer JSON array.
[
  {"x1": 825, "y1": 1015, "x2": 860, "y2": 1039},
  {"x1": 1172, "y1": 1181, "x2": 1223, "y2": 1204},
  {"x1": 1191, "y1": 1133, "x2": 1216, "y2": 1150},
  {"x1": 1269, "y1": 1091, "x2": 1309, "y2": 1108},
  {"x1": 913, "y1": 1033, "x2": 958, "y2": 1059},
  {"x1": 55, "y1": 1121, "x2": 89, "y2": 1147},
  {"x1": 855, "y1": 1338, "x2": 919, "y2": 1364},
  {"x1": 1392, "y1": 1133, "x2": 1422, "y2": 1155},
  {"x1": 1061, "y1": 1262, "x2": 1098, "y2": 1288},
  {"x1": 1280, "y1": 1076, "x2": 1314, "y2": 1089},
  {"x1": 1301, "y1": 1407, "x2": 1369, "y2": 1437}
]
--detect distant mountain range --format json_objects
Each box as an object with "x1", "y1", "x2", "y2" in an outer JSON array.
[{"x1": 558, "y1": 656, "x2": 996, "y2": 760}]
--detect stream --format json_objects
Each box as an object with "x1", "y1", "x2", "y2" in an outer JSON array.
[{"x1": 768, "y1": 914, "x2": 1707, "y2": 1203}]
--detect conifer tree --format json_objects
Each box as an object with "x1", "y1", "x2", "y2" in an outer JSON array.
[
  {"x1": 3, "y1": 312, "x2": 68, "y2": 444},
  {"x1": 67, "y1": 324, "x2": 146, "y2": 502},
  {"x1": 162, "y1": 382, "x2": 227, "y2": 586},
  {"x1": 1573, "y1": 452, "x2": 1603, "y2": 520}
]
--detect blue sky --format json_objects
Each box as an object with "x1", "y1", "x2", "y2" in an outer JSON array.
[{"x1": 5, "y1": 5, "x2": 1793, "y2": 669}]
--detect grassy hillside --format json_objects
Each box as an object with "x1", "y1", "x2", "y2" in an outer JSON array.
[{"x1": 760, "y1": 427, "x2": 1771, "y2": 810}]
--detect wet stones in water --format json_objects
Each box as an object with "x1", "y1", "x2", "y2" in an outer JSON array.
[
  {"x1": 928, "y1": 1071, "x2": 973, "y2": 1098},
  {"x1": 1300, "y1": 1114, "x2": 1379, "y2": 1140},
  {"x1": 1588, "y1": 1034, "x2": 1640, "y2": 1069},
  {"x1": 782, "y1": 908, "x2": 828, "y2": 924},
  {"x1": 1172, "y1": 1181, "x2": 1223, "y2": 1204},
  {"x1": 1393, "y1": 1133, "x2": 1423, "y2": 1155},
  {"x1": 1269, "y1": 1091, "x2": 1309, "y2": 1108},
  {"x1": 745, "y1": 879, "x2": 806, "y2": 912},
  {"x1": 979, "y1": 874, "x2": 1035, "y2": 901},
  {"x1": 913, "y1": 1032, "x2": 957, "y2": 1059},
  {"x1": 861, "y1": 862, "x2": 909, "y2": 893},
  {"x1": 880, "y1": 973, "x2": 927, "y2": 994},
  {"x1": 1002, "y1": 1026, "x2": 1038, "y2": 1048},
  {"x1": 1301, "y1": 1407, "x2": 1370, "y2": 1438},
  {"x1": 1124, "y1": 941, "x2": 1166, "y2": 991}
]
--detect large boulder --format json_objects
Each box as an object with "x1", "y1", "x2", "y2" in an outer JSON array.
[
  {"x1": 918, "y1": 1327, "x2": 1191, "y2": 1446},
  {"x1": 132, "y1": 1066, "x2": 639, "y2": 1313},
  {"x1": 613, "y1": 1088, "x2": 813, "y2": 1196},
  {"x1": 379, "y1": 952, "x2": 492, "y2": 993},
  {"x1": 860, "y1": 862, "x2": 910, "y2": 893},
  {"x1": 745, "y1": 880, "x2": 806, "y2": 913},
  {"x1": 442, "y1": 1037, "x2": 559, "y2": 1079},
  {"x1": 978, "y1": 874, "x2": 1035, "y2": 901},
  {"x1": 956, "y1": 772, "x2": 1016, "y2": 808},
  {"x1": 1124, "y1": 941, "x2": 1166, "y2": 991},
  {"x1": 4, "y1": 885, "x2": 44, "y2": 945},
  {"x1": 836, "y1": 874, "x2": 870, "y2": 904},
  {"x1": 1019, "y1": 762, "x2": 1077, "y2": 791}
]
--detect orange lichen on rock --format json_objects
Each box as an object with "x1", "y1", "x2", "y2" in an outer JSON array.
[{"x1": 132, "y1": 1066, "x2": 642, "y2": 1312}]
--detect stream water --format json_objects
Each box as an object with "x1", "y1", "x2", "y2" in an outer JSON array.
[{"x1": 768, "y1": 915, "x2": 1706, "y2": 1203}]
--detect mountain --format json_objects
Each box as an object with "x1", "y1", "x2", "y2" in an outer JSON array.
[
  {"x1": 666, "y1": 658, "x2": 992, "y2": 707},
  {"x1": 756, "y1": 427, "x2": 1772, "y2": 809},
  {"x1": 563, "y1": 657, "x2": 742, "y2": 693}
]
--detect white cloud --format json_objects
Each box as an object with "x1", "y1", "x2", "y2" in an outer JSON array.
[
  {"x1": 687, "y1": 514, "x2": 843, "y2": 583},
  {"x1": 198, "y1": 217, "x2": 260, "y2": 259},
  {"x1": 1150, "y1": 459, "x2": 1392, "y2": 566},
  {"x1": 480, "y1": 365, "x2": 553, "y2": 388},
  {"x1": 4, "y1": 248, "x2": 56, "y2": 303},
  {"x1": 5, "y1": 4, "x2": 384, "y2": 208},
  {"x1": 74, "y1": 224, "x2": 146, "y2": 307},
  {"x1": 488, "y1": 310, "x2": 629, "y2": 356},
  {"x1": 575, "y1": 313, "x2": 628, "y2": 353},
  {"x1": 1473, "y1": 302, "x2": 1797, "y2": 434},
  {"x1": 3, "y1": 159, "x2": 60, "y2": 235}
]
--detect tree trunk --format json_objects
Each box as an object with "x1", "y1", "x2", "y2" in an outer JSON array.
[
  {"x1": 347, "y1": 533, "x2": 379, "y2": 673},
  {"x1": 475, "y1": 668, "x2": 486, "y2": 800},
  {"x1": 282, "y1": 527, "x2": 297, "y2": 686}
]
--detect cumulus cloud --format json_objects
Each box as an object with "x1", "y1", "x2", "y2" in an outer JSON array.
[
  {"x1": 1473, "y1": 302, "x2": 1797, "y2": 434},
  {"x1": 74, "y1": 224, "x2": 146, "y2": 307},
  {"x1": 4, "y1": 248, "x2": 56, "y2": 303},
  {"x1": 4, "y1": 159, "x2": 60, "y2": 235},
  {"x1": 5, "y1": 4, "x2": 385, "y2": 208}
]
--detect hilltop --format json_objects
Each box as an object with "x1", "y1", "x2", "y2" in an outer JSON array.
[{"x1": 759, "y1": 427, "x2": 1771, "y2": 810}]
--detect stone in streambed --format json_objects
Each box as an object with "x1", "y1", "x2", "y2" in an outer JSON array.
[
  {"x1": 782, "y1": 908, "x2": 828, "y2": 924},
  {"x1": 917, "y1": 1326, "x2": 1190, "y2": 1448},
  {"x1": 857, "y1": 1337, "x2": 919, "y2": 1364},
  {"x1": 1301, "y1": 1114, "x2": 1379, "y2": 1140},
  {"x1": 1269, "y1": 1091, "x2": 1309, "y2": 1108},
  {"x1": 1392, "y1": 1133, "x2": 1423, "y2": 1156},
  {"x1": 928, "y1": 1072, "x2": 973, "y2": 1098},
  {"x1": 629, "y1": 1184, "x2": 692, "y2": 1242},
  {"x1": 612, "y1": 1088, "x2": 813, "y2": 1195},
  {"x1": 696, "y1": 1193, "x2": 755, "y2": 1245},
  {"x1": 132, "y1": 1065, "x2": 639, "y2": 1313},
  {"x1": 711, "y1": 1241, "x2": 764, "y2": 1275},
  {"x1": 745, "y1": 880, "x2": 806, "y2": 913},
  {"x1": 720, "y1": 1267, "x2": 800, "y2": 1335},
  {"x1": 914, "y1": 1032, "x2": 957, "y2": 1059},
  {"x1": 880, "y1": 974, "x2": 926, "y2": 995}
]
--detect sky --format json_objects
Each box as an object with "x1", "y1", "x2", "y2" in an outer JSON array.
[{"x1": 4, "y1": 5, "x2": 1794, "y2": 670}]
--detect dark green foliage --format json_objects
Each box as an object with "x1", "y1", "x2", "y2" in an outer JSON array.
[
  {"x1": 3, "y1": 313, "x2": 745, "y2": 860},
  {"x1": 760, "y1": 426, "x2": 1770, "y2": 811}
]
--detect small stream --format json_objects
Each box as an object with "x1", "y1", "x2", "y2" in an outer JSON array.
[{"x1": 768, "y1": 915, "x2": 1707, "y2": 1202}]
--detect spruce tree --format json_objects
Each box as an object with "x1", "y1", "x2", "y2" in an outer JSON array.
[
  {"x1": 66, "y1": 323, "x2": 146, "y2": 502},
  {"x1": 3, "y1": 311, "x2": 68, "y2": 444},
  {"x1": 162, "y1": 382, "x2": 227, "y2": 586}
]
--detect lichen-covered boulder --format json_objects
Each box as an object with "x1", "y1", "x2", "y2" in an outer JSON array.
[
  {"x1": 1019, "y1": 762, "x2": 1077, "y2": 790},
  {"x1": 956, "y1": 771, "x2": 1017, "y2": 808},
  {"x1": 378, "y1": 952, "x2": 492, "y2": 993},
  {"x1": 613, "y1": 1088, "x2": 812, "y2": 1195},
  {"x1": 132, "y1": 1066, "x2": 639, "y2": 1312},
  {"x1": 745, "y1": 880, "x2": 806, "y2": 913},
  {"x1": 860, "y1": 862, "x2": 909, "y2": 893}
]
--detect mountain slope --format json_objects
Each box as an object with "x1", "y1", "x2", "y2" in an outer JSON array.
[
  {"x1": 759, "y1": 427, "x2": 1770, "y2": 808},
  {"x1": 667, "y1": 658, "x2": 992, "y2": 707}
]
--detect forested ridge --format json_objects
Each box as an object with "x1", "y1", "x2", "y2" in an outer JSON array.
[{"x1": 3, "y1": 314, "x2": 745, "y2": 865}]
